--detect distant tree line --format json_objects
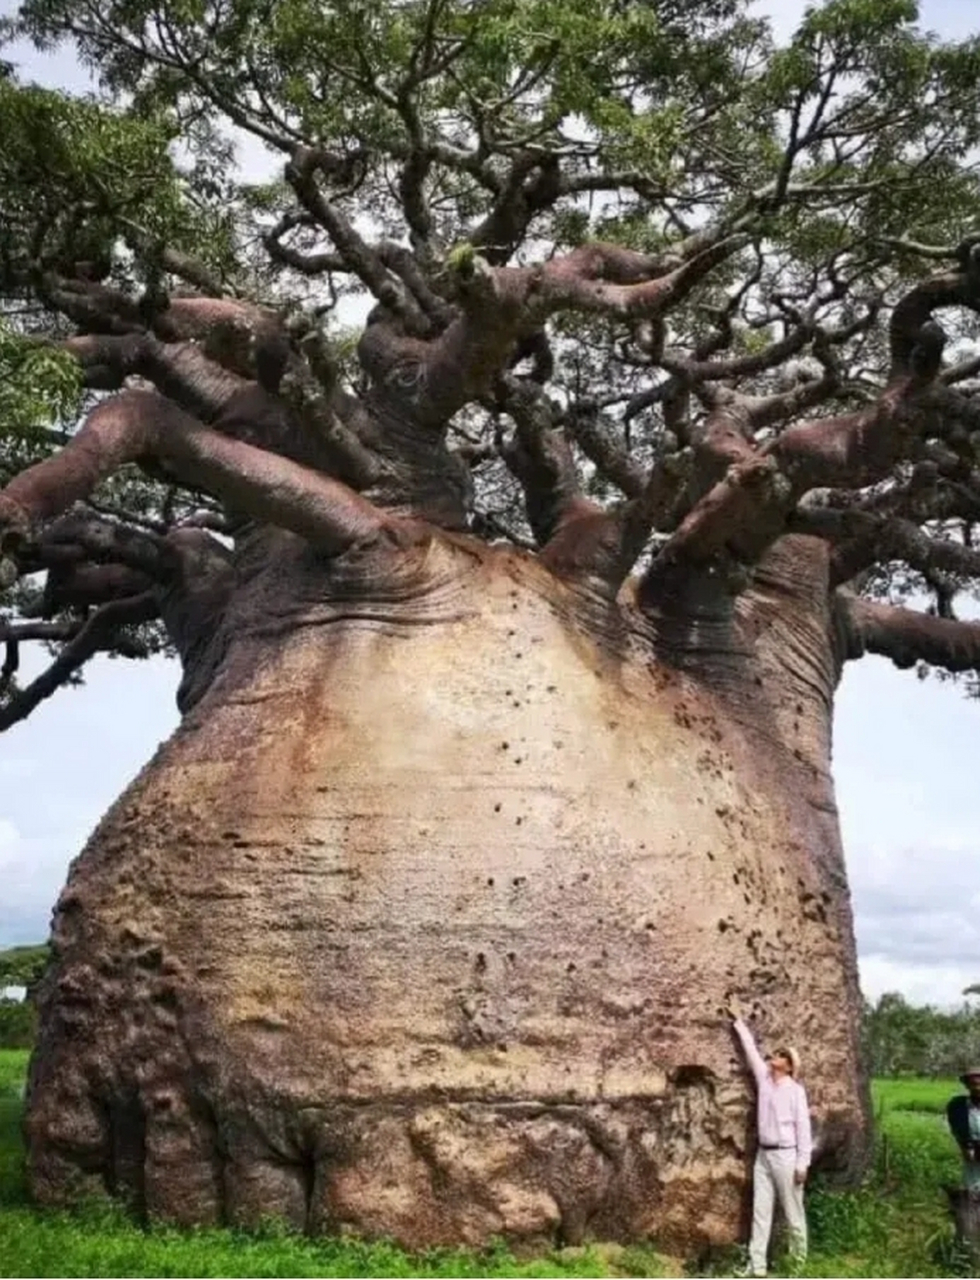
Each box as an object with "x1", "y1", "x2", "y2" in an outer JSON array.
[{"x1": 862, "y1": 993, "x2": 980, "y2": 1078}]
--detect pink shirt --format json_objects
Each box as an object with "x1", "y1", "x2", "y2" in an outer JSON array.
[{"x1": 734, "y1": 1018, "x2": 813, "y2": 1172}]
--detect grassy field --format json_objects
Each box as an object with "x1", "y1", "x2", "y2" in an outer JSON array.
[{"x1": 0, "y1": 1050, "x2": 971, "y2": 1277}]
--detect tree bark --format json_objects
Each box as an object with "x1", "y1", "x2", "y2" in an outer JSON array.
[{"x1": 25, "y1": 530, "x2": 867, "y2": 1253}]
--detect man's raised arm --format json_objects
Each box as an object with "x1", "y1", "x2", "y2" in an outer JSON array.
[{"x1": 728, "y1": 997, "x2": 767, "y2": 1087}]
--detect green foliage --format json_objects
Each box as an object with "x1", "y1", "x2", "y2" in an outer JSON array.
[
  {"x1": 0, "y1": 1049, "x2": 29, "y2": 1094},
  {"x1": 445, "y1": 241, "x2": 477, "y2": 275},
  {"x1": 0, "y1": 1002, "x2": 35, "y2": 1051},
  {"x1": 799, "y1": 1079, "x2": 964, "y2": 1278},
  {"x1": 863, "y1": 993, "x2": 980, "y2": 1078},
  {"x1": 0, "y1": 944, "x2": 50, "y2": 991},
  {"x1": 9, "y1": 0, "x2": 980, "y2": 287},
  {"x1": 873, "y1": 1076, "x2": 962, "y2": 1113},
  {"x1": 0, "y1": 321, "x2": 81, "y2": 448},
  {"x1": 0, "y1": 76, "x2": 181, "y2": 276},
  {"x1": 0, "y1": 948, "x2": 46, "y2": 1054}
]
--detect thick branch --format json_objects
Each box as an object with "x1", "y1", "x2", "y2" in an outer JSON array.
[
  {"x1": 62, "y1": 333, "x2": 244, "y2": 420},
  {"x1": 24, "y1": 513, "x2": 176, "y2": 584},
  {"x1": 38, "y1": 271, "x2": 278, "y2": 362},
  {"x1": 41, "y1": 562, "x2": 156, "y2": 614},
  {"x1": 888, "y1": 271, "x2": 980, "y2": 379},
  {"x1": 265, "y1": 221, "x2": 453, "y2": 325},
  {"x1": 118, "y1": 220, "x2": 230, "y2": 297},
  {"x1": 0, "y1": 392, "x2": 394, "y2": 559},
  {"x1": 62, "y1": 331, "x2": 382, "y2": 489},
  {"x1": 399, "y1": 235, "x2": 745, "y2": 425},
  {"x1": 661, "y1": 325, "x2": 812, "y2": 385},
  {"x1": 640, "y1": 455, "x2": 793, "y2": 603},
  {"x1": 791, "y1": 506, "x2": 980, "y2": 585},
  {"x1": 0, "y1": 619, "x2": 76, "y2": 643},
  {"x1": 839, "y1": 592, "x2": 980, "y2": 673},
  {"x1": 745, "y1": 267, "x2": 980, "y2": 492},
  {"x1": 495, "y1": 378, "x2": 585, "y2": 546},
  {"x1": 1, "y1": 619, "x2": 77, "y2": 700},
  {"x1": 470, "y1": 152, "x2": 561, "y2": 265},
  {"x1": 563, "y1": 405, "x2": 645, "y2": 500}
]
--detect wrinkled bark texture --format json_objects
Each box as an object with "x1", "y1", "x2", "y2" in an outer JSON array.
[{"x1": 26, "y1": 528, "x2": 866, "y2": 1253}]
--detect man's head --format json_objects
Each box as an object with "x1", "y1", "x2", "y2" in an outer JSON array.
[
  {"x1": 768, "y1": 1046, "x2": 800, "y2": 1081},
  {"x1": 960, "y1": 1069, "x2": 980, "y2": 1101}
]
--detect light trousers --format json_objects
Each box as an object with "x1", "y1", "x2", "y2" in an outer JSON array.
[{"x1": 748, "y1": 1147, "x2": 807, "y2": 1277}]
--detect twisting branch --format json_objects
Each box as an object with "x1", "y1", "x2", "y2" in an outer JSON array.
[
  {"x1": 0, "y1": 592, "x2": 159, "y2": 733},
  {"x1": 637, "y1": 262, "x2": 980, "y2": 607},
  {"x1": 0, "y1": 619, "x2": 77, "y2": 643},
  {"x1": 60, "y1": 328, "x2": 383, "y2": 488},
  {"x1": 120, "y1": 219, "x2": 230, "y2": 297},
  {"x1": 494, "y1": 379, "x2": 696, "y2": 595},
  {"x1": 0, "y1": 619, "x2": 79, "y2": 700},
  {"x1": 763, "y1": 270, "x2": 980, "y2": 495},
  {"x1": 266, "y1": 224, "x2": 453, "y2": 328},
  {"x1": 494, "y1": 377, "x2": 586, "y2": 547},
  {"x1": 285, "y1": 146, "x2": 432, "y2": 336},
  {"x1": 38, "y1": 271, "x2": 279, "y2": 358},
  {"x1": 40, "y1": 562, "x2": 156, "y2": 614},
  {"x1": 470, "y1": 152, "x2": 561, "y2": 265},
  {"x1": 887, "y1": 269, "x2": 980, "y2": 379},
  {"x1": 563, "y1": 404, "x2": 646, "y2": 499},
  {"x1": 660, "y1": 324, "x2": 814, "y2": 385},
  {"x1": 14, "y1": 512, "x2": 176, "y2": 585},
  {"x1": 60, "y1": 333, "x2": 244, "y2": 420},
  {"x1": 389, "y1": 234, "x2": 748, "y2": 425}
]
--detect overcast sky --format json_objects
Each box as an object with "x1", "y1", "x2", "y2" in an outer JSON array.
[{"x1": 2, "y1": 0, "x2": 980, "y2": 1010}]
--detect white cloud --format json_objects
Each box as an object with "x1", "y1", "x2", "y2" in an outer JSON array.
[{"x1": 859, "y1": 956, "x2": 980, "y2": 1008}]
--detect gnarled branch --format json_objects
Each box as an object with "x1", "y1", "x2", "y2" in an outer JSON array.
[
  {"x1": 0, "y1": 391, "x2": 395, "y2": 560},
  {"x1": 393, "y1": 235, "x2": 747, "y2": 426},
  {"x1": 494, "y1": 377, "x2": 586, "y2": 547},
  {"x1": 790, "y1": 506, "x2": 980, "y2": 586}
]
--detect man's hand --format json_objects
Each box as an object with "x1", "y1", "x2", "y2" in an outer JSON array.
[
  {"x1": 726, "y1": 996, "x2": 744, "y2": 1022},
  {"x1": 794, "y1": 1168, "x2": 807, "y2": 1186}
]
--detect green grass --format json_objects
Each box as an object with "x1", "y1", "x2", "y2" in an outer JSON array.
[
  {"x1": 872, "y1": 1076, "x2": 960, "y2": 1115},
  {"x1": 0, "y1": 1049, "x2": 974, "y2": 1277},
  {"x1": 0, "y1": 1050, "x2": 670, "y2": 1278},
  {"x1": 0, "y1": 1047, "x2": 28, "y2": 1094}
]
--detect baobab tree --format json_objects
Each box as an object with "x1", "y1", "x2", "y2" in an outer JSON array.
[{"x1": 2, "y1": 0, "x2": 980, "y2": 1252}]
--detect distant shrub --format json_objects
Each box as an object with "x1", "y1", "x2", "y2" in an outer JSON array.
[{"x1": 0, "y1": 999, "x2": 35, "y2": 1050}]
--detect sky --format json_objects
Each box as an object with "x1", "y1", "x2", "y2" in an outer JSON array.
[{"x1": 2, "y1": 0, "x2": 980, "y2": 1010}]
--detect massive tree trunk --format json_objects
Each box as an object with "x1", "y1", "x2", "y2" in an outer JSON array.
[
  {"x1": 24, "y1": 527, "x2": 866, "y2": 1252},
  {"x1": 8, "y1": 113, "x2": 980, "y2": 1255}
]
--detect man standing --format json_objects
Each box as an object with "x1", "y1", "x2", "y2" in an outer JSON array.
[
  {"x1": 727, "y1": 998, "x2": 812, "y2": 1278},
  {"x1": 947, "y1": 1068, "x2": 980, "y2": 1191}
]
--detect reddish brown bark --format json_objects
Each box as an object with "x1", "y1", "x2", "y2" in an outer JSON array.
[{"x1": 839, "y1": 593, "x2": 980, "y2": 672}]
